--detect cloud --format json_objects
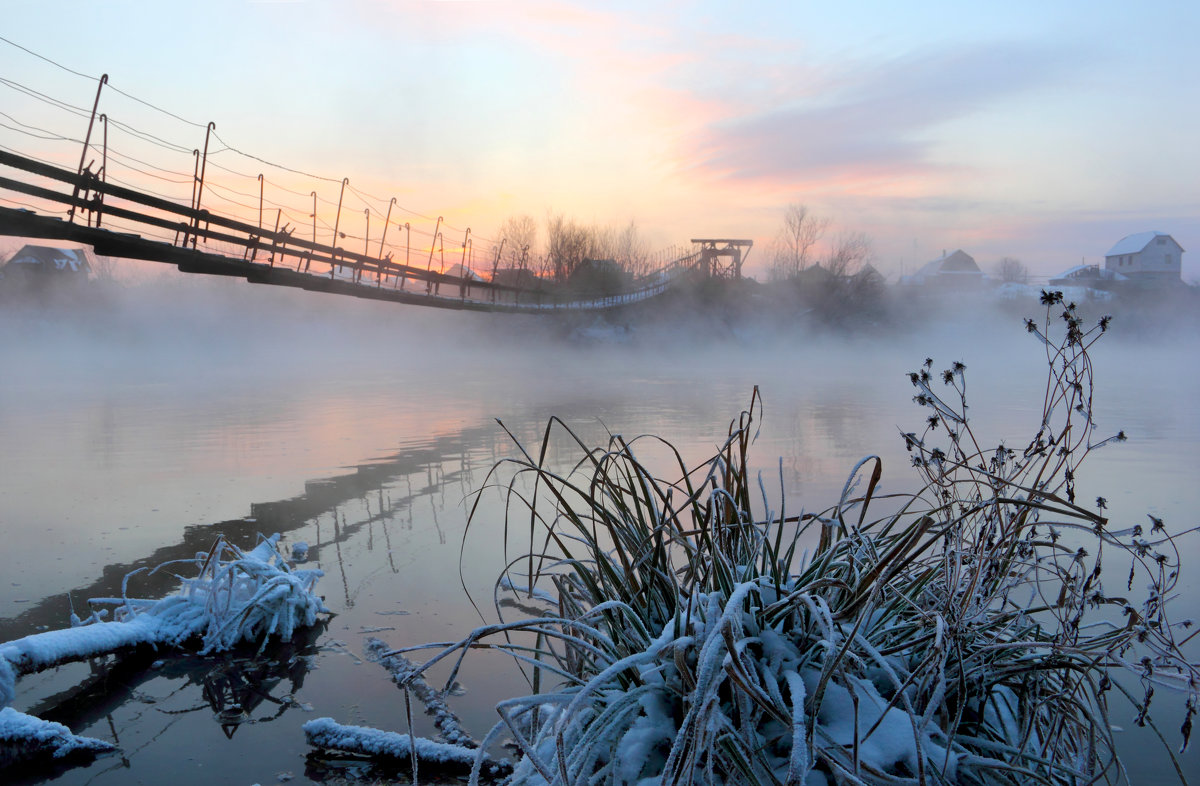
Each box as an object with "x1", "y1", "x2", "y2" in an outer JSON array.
[{"x1": 690, "y1": 42, "x2": 1071, "y2": 187}]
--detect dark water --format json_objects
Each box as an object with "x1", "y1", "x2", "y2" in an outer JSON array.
[{"x1": 1, "y1": 281, "x2": 1197, "y2": 783}]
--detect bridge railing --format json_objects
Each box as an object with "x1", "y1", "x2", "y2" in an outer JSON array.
[{"x1": 0, "y1": 147, "x2": 704, "y2": 313}]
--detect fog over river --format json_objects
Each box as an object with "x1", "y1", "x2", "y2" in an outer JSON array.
[{"x1": 1, "y1": 276, "x2": 1197, "y2": 783}]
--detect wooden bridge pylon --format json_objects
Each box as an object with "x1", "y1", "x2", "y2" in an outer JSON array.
[{"x1": 691, "y1": 238, "x2": 753, "y2": 280}]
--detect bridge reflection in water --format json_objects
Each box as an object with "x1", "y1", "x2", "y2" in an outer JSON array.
[{"x1": 2, "y1": 417, "x2": 523, "y2": 783}]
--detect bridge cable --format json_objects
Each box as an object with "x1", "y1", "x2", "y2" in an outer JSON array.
[
  {"x1": 1, "y1": 36, "x2": 521, "y2": 258},
  {"x1": 0, "y1": 35, "x2": 208, "y2": 130}
]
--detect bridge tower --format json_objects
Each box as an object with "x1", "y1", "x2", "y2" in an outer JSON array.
[{"x1": 691, "y1": 239, "x2": 753, "y2": 280}]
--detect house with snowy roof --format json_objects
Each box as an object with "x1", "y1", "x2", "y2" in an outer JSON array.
[
  {"x1": 1049, "y1": 263, "x2": 1125, "y2": 289},
  {"x1": 899, "y1": 249, "x2": 984, "y2": 288},
  {"x1": 1104, "y1": 232, "x2": 1183, "y2": 284},
  {"x1": 0, "y1": 244, "x2": 93, "y2": 298}
]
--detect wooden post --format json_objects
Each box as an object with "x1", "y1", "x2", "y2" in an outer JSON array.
[{"x1": 68, "y1": 74, "x2": 107, "y2": 224}]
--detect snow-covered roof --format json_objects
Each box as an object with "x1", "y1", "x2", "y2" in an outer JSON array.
[
  {"x1": 1051, "y1": 264, "x2": 1126, "y2": 282},
  {"x1": 912, "y1": 250, "x2": 981, "y2": 278},
  {"x1": 3, "y1": 244, "x2": 91, "y2": 274},
  {"x1": 1056, "y1": 263, "x2": 1092, "y2": 278},
  {"x1": 442, "y1": 263, "x2": 484, "y2": 281},
  {"x1": 1105, "y1": 231, "x2": 1174, "y2": 257}
]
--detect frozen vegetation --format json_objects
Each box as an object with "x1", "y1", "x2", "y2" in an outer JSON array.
[
  {"x1": 0, "y1": 532, "x2": 328, "y2": 765},
  {"x1": 344, "y1": 295, "x2": 1197, "y2": 784}
]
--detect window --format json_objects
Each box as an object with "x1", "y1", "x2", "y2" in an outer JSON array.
[
  {"x1": 1165, "y1": 254, "x2": 1174, "y2": 266},
  {"x1": 1157, "y1": 237, "x2": 1167, "y2": 245}
]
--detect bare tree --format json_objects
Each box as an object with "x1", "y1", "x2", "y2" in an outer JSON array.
[
  {"x1": 498, "y1": 214, "x2": 538, "y2": 258},
  {"x1": 770, "y1": 203, "x2": 829, "y2": 280},
  {"x1": 545, "y1": 213, "x2": 599, "y2": 282},
  {"x1": 494, "y1": 214, "x2": 538, "y2": 271},
  {"x1": 994, "y1": 256, "x2": 1029, "y2": 285},
  {"x1": 610, "y1": 221, "x2": 651, "y2": 277},
  {"x1": 826, "y1": 231, "x2": 872, "y2": 277}
]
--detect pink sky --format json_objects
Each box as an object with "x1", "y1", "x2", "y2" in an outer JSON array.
[{"x1": 1, "y1": 0, "x2": 1197, "y2": 281}]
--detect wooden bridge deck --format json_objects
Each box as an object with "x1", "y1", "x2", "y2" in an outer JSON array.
[{"x1": 0, "y1": 149, "x2": 693, "y2": 314}]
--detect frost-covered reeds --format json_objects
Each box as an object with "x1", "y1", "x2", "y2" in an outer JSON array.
[
  {"x1": 1, "y1": 533, "x2": 327, "y2": 712},
  {"x1": 394, "y1": 294, "x2": 1197, "y2": 785}
]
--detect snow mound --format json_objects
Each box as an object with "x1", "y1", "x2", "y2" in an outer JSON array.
[{"x1": 0, "y1": 707, "x2": 116, "y2": 763}]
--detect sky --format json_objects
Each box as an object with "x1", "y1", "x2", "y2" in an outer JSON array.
[{"x1": 1, "y1": 0, "x2": 1197, "y2": 280}]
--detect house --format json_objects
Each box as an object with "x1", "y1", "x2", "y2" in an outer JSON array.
[
  {"x1": 442, "y1": 263, "x2": 485, "y2": 282},
  {"x1": 0, "y1": 244, "x2": 93, "y2": 298},
  {"x1": 567, "y1": 258, "x2": 629, "y2": 295},
  {"x1": 1048, "y1": 263, "x2": 1126, "y2": 288},
  {"x1": 900, "y1": 250, "x2": 984, "y2": 288},
  {"x1": 491, "y1": 267, "x2": 546, "y2": 290},
  {"x1": 1104, "y1": 232, "x2": 1183, "y2": 283}
]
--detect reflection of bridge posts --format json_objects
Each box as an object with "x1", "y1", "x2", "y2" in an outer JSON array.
[{"x1": 0, "y1": 424, "x2": 497, "y2": 644}]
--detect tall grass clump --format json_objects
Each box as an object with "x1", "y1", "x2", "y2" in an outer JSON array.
[{"x1": 397, "y1": 293, "x2": 1197, "y2": 785}]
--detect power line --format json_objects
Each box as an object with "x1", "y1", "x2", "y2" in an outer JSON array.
[
  {"x1": 210, "y1": 132, "x2": 343, "y2": 185},
  {"x1": 0, "y1": 77, "x2": 92, "y2": 120},
  {"x1": 0, "y1": 34, "x2": 207, "y2": 130},
  {"x1": 0, "y1": 112, "x2": 80, "y2": 145}
]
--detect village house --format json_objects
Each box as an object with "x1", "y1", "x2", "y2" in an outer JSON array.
[
  {"x1": 899, "y1": 249, "x2": 984, "y2": 288},
  {"x1": 0, "y1": 244, "x2": 94, "y2": 299},
  {"x1": 1104, "y1": 231, "x2": 1183, "y2": 284},
  {"x1": 1048, "y1": 264, "x2": 1125, "y2": 289}
]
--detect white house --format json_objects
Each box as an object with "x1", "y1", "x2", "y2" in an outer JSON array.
[
  {"x1": 0, "y1": 244, "x2": 93, "y2": 298},
  {"x1": 900, "y1": 249, "x2": 984, "y2": 288},
  {"x1": 1104, "y1": 232, "x2": 1183, "y2": 283}
]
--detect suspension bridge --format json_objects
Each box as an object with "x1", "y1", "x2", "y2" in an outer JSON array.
[{"x1": 0, "y1": 53, "x2": 752, "y2": 313}]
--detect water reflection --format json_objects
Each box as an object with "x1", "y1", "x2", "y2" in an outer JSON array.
[
  {"x1": 0, "y1": 424, "x2": 502, "y2": 644},
  {"x1": 1, "y1": 301, "x2": 1197, "y2": 783},
  {"x1": 2, "y1": 417, "x2": 517, "y2": 784}
]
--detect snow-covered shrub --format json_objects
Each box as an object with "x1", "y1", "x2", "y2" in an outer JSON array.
[
  {"x1": 111, "y1": 532, "x2": 330, "y2": 655},
  {"x1": 1, "y1": 533, "x2": 328, "y2": 708},
  {"x1": 393, "y1": 295, "x2": 1197, "y2": 785}
]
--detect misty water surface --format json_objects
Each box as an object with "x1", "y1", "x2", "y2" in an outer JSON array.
[{"x1": 1, "y1": 277, "x2": 1197, "y2": 783}]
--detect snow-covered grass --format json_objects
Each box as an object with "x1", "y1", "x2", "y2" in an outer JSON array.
[{"x1": 388, "y1": 294, "x2": 1197, "y2": 785}]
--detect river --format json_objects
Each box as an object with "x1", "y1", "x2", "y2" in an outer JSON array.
[{"x1": 2, "y1": 277, "x2": 1197, "y2": 783}]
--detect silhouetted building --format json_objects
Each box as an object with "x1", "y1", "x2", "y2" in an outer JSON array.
[
  {"x1": 567, "y1": 258, "x2": 629, "y2": 295},
  {"x1": 900, "y1": 249, "x2": 984, "y2": 288}
]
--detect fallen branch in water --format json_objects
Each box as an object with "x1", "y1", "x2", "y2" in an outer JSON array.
[{"x1": 303, "y1": 717, "x2": 512, "y2": 778}]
